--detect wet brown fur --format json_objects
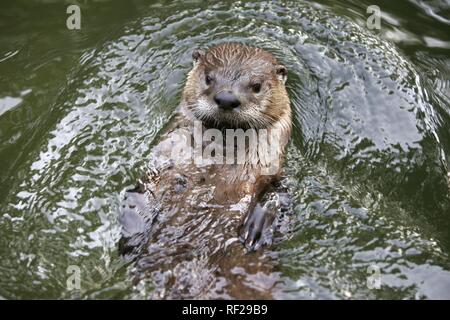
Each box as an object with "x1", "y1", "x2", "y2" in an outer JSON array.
[
  {"x1": 122, "y1": 43, "x2": 292, "y2": 299},
  {"x1": 182, "y1": 42, "x2": 291, "y2": 132}
]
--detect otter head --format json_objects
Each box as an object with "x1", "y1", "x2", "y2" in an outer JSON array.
[{"x1": 182, "y1": 43, "x2": 290, "y2": 129}]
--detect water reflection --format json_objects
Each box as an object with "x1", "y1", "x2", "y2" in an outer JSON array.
[{"x1": 0, "y1": 0, "x2": 449, "y2": 299}]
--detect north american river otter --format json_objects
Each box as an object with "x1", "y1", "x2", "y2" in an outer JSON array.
[{"x1": 119, "y1": 43, "x2": 292, "y2": 299}]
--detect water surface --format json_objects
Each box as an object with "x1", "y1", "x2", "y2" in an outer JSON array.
[{"x1": 0, "y1": 0, "x2": 449, "y2": 299}]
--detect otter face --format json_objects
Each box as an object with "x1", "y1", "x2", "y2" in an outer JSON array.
[{"x1": 182, "y1": 43, "x2": 289, "y2": 129}]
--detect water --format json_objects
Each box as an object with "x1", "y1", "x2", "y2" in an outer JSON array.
[{"x1": 0, "y1": 0, "x2": 449, "y2": 299}]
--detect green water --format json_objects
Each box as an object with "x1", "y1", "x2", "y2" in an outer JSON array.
[{"x1": 1, "y1": 0, "x2": 449, "y2": 299}]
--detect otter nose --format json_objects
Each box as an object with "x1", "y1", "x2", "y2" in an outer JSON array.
[{"x1": 214, "y1": 91, "x2": 241, "y2": 110}]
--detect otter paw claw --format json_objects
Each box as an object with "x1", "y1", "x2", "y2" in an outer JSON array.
[{"x1": 239, "y1": 202, "x2": 276, "y2": 251}]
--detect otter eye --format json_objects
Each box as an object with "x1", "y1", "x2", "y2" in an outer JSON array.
[
  {"x1": 251, "y1": 83, "x2": 262, "y2": 93},
  {"x1": 205, "y1": 74, "x2": 213, "y2": 85}
]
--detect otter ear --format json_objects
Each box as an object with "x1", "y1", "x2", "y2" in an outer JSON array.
[
  {"x1": 192, "y1": 49, "x2": 205, "y2": 66},
  {"x1": 275, "y1": 65, "x2": 288, "y2": 84}
]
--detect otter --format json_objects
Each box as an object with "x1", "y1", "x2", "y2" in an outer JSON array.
[{"x1": 119, "y1": 43, "x2": 292, "y2": 299}]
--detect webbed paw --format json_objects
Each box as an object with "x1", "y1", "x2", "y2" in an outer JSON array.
[{"x1": 239, "y1": 201, "x2": 277, "y2": 251}]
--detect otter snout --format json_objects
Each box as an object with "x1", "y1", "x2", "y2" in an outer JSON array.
[{"x1": 214, "y1": 91, "x2": 241, "y2": 111}]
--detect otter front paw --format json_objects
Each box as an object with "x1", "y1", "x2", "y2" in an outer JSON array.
[{"x1": 239, "y1": 202, "x2": 277, "y2": 251}]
